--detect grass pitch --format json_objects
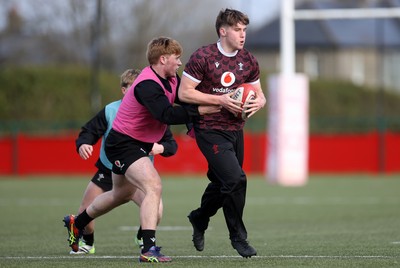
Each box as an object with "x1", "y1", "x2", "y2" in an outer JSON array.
[{"x1": 0, "y1": 174, "x2": 399, "y2": 267}]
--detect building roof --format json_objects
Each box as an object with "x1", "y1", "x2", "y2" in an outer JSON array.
[{"x1": 246, "y1": 0, "x2": 400, "y2": 49}]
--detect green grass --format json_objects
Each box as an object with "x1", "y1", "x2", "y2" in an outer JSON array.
[{"x1": 0, "y1": 174, "x2": 399, "y2": 267}]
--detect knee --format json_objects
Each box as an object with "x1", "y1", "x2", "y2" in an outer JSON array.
[
  {"x1": 151, "y1": 181, "x2": 163, "y2": 196},
  {"x1": 223, "y1": 174, "x2": 247, "y2": 194}
]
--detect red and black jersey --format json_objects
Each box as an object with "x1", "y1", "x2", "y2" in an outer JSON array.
[{"x1": 183, "y1": 42, "x2": 260, "y2": 131}]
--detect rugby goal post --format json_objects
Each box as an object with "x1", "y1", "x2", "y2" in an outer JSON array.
[{"x1": 267, "y1": 0, "x2": 400, "y2": 186}]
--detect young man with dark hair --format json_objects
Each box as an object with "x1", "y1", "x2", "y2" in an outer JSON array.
[{"x1": 178, "y1": 9, "x2": 266, "y2": 258}]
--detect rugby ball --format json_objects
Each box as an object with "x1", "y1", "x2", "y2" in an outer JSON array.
[{"x1": 231, "y1": 83, "x2": 256, "y2": 120}]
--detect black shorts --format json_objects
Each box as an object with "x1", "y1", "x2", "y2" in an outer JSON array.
[
  {"x1": 91, "y1": 169, "x2": 113, "y2": 192},
  {"x1": 105, "y1": 129, "x2": 153, "y2": 175}
]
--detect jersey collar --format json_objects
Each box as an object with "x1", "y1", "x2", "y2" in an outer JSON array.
[{"x1": 217, "y1": 41, "x2": 238, "y2": 57}]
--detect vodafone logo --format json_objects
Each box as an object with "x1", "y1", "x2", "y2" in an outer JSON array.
[{"x1": 221, "y1": 72, "x2": 236, "y2": 87}]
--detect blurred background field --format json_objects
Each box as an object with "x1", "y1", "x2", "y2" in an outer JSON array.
[
  {"x1": 1, "y1": 0, "x2": 400, "y2": 176},
  {"x1": 1, "y1": 1, "x2": 400, "y2": 266},
  {"x1": 1, "y1": 0, "x2": 400, "y2": 135},
  {"x1": 0, "y1": 175, "x2": 399, "y2": 267}
]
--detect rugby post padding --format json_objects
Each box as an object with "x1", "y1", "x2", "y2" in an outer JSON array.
[{"x1": 267, "y1": 74, "x2": 309, "y2": 186}]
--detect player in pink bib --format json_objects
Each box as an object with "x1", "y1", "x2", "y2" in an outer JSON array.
[{"x1": 63, "y1": 37, "x2": 220, "y2": 263}]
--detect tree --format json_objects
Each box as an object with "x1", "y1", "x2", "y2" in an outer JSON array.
[
  {"x1": 5, "y1": 4, "x2": 23, "y2": 34},
  {"x1": 0, "y1": 0, "x2": 233, "y2": 70}
]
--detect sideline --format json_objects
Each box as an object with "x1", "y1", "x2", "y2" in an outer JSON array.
[{"x1": 2, "y1": 255, "x2": 398, "y2": 260}]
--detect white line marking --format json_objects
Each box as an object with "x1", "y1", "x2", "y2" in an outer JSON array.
[
  {"x1": 246, "y1": 196, "x2": 400, "y2": 205},
  {"x1": 1, "y1": 255, "x2": 398, "y2": 260},
  {"x1": 119, "y1": 226, "x2": 194, "y2": 231}
]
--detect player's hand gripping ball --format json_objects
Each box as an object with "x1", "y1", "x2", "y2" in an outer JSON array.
[{"x1": 230, "y1": 83, "x2": 256, "y2": 120}]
